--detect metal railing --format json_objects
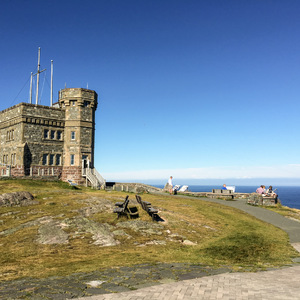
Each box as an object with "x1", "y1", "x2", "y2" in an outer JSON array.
[
  {"x1": 92, "y1": 168, "x2": 106, "y2": 186},
  {"x1": 81, "y1": 159, "x2": 105, "y2": 189},
  {"x1": 85, "y1": 168, "x2": 99, "y2": 189},
  {"x1": 83, "y1": 167, "x2": 105, "y2": 189}
]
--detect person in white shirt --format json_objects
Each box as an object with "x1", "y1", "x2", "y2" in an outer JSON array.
[{"x1": 168, "y1": 176, "x2": 173, "y2": 194}]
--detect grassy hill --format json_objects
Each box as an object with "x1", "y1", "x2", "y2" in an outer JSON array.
[{"x1": 0, "y1": 179, "x2": 298, "y2": 282}]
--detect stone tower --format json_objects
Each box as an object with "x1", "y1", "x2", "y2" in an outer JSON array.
[{"x1": 58, "y1": 88, "x2": 98, "y2": 184}]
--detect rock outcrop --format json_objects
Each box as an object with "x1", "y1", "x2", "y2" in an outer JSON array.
[
  {"x1": 0, "y1": 195, "x2": 199, "y2": 248},
  {"x1": 0, "y1": 191, "x2": 37, "y2": 207}
]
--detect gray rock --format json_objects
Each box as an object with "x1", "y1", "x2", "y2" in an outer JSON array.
[
  {"x1": 116, "y1": 220, "x2": 164, "y2": 236},
  {"x1": 0, "y1": 216, "x2": 53, "y2": 236},
  {"x1": 36, "y1": 220, "x2": 69, "y2": 245},
  {"x1": 77, "y1": 197, "x2": 115, "y2": 216},
  {"x1": 112, "y1": 229, "x2": 132, "y2": 239},
  {"x1": 63, "y1": 217, "x2": 120, "y2": 246},
  {"x1": 0, "y1": 191, "x2": 37, "y2": 207}
]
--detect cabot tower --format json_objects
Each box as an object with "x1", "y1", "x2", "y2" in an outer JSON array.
[{"x1": 58, "y1": 88, "x2": 98, "y2": 184}]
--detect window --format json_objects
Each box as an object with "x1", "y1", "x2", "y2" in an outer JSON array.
[
  {"x1": 84, "y1": 101, "x2": 89, "y2": 107},
  {"x1": 71, "y1": 131, "x2": 75, "y2": 140},
  {"x1": 44, "y1": 129, "x2": 49, "y2": 139},
  {"x1": 42, "y1": 154, "x2": 48, "y2": 165},
  {"x1": 11, "y1": 153, "x2": 16, "y2": 165},
  {"x1": 6, "y1": 130, "x2": 14, "y2": 141},
  {"x1": 49, "y1": 154, "x2": 55, "y2": 165},
  {"x1": 56, "y1": 154, "x2": 61, "y2": 165},
  {"x1": 50, "y1": 130, "x2": 55, "y2": 139},
  {"x1": 70, "y1": 154, "x2": 75, "y2": 165},
  {"x1": 71, "y1": 100, "x2": 76, "y2": 106},
  {"x1": 57, "y1": 131, "x2": 62, "y2": 140}
]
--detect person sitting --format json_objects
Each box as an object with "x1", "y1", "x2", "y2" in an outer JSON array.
[
  {"x1": 256, "y1": 185, "x2": 266, "y2": 195},
  {"x1": 222, "y1": 184, "x2": 227, "y2": 190},
  {"x1": 266, "y1": 185, "x2": 278, "y2": 201}
]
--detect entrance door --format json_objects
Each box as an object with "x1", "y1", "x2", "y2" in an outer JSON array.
[{"x1": 82, "y1": 155, "x2": 88, "y2": 168}]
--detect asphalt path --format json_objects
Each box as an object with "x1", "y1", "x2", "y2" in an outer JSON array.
[{"x1": 190, "y1": 196, "x2": 300, "y2": 243}]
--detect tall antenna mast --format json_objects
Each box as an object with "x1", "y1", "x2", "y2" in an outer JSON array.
[
  {"x1": 29, "y1": 72, "x2": 33, "y2": 104},
  {"x1": 35, "y1": 48, "x2": 41, "y2": 105},
  {"x1": 34, "y1": 47, "x2": 46, "y2": 105},
  {"x1": 50, "y1": 60, "x2": 53, "y2": 106}
]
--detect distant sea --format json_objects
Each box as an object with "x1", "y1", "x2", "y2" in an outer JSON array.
[{"x1": 153, "y1": 185, "x2": 300, "y2": 210}]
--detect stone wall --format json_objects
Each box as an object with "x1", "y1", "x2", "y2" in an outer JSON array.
[
  {"x1": 247, "y1": 193, "x2": 279, "y2": 206},
  {"x1": 106, "y1": 182, "x2": 162, "y2": 194},
  {"x1": 0, "y1": 88, "x2": 99, "y2": 186},
  {"x1": 0, "y1": 105, "x2": 23, "y2": 166},
  {"x1": 0, "y1": 103, "x2": 65, "y2": 166},
  {"x1": 0, "y1": 104, "x2": 23, "y2": 126},
  {"x1": 61, "y1": 166, "x2": 85, "y2": 185},
  {"x1": 10, "y1": 165, "x2": 25, "y2": 177},
  {"x1": 29, "y1": 166, "x2": 62, "y2": 177},
  {"x1": 81, "y1": 127, "x2": 92, "y2": 145}
]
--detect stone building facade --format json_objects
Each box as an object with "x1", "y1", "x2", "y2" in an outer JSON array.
[{"x1": 0, "y1": 88, "x2": 103, "y2": 186}]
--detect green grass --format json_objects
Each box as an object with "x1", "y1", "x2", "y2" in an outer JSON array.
[
  {"x1": 265, "y1": 204, "x2": 300, "y2": 221},
  {"x1": 0, "y1": 179, "x2": 299, "y2": 281}
]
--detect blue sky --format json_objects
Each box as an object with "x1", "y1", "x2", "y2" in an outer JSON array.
[{"x1": 1, "y1": 0, "x2": 300, "y2": 185}]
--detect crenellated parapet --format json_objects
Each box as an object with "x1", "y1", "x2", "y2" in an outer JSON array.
[{"x1": 0, "y1": 87, "x2": 100, "y2": 186}]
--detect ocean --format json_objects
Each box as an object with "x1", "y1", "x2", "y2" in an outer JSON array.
[{"x1": 153, "y1": 185, "x2": 300, "y2": 210}]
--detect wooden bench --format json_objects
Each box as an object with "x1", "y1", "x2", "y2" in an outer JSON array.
[
  {"x1": 113, "y1": 196, "x2": 139, "y2": 219},
  {"x1": 135, "y1": 195, "x2": 151, "y2": 206},
  {"x1": 135, "y1": 195, "x2": 159, "y2": 221},
  {"x1": 212, "y1": 189, "x2": 233, "y2": 194},
  {"x1": 115, "y1": 195, "x2": 129, "y2": 207},
  {"x1": 210, "y1": 189, "x2": 234, "y2": 200},
  {"x1": 113, "y1": 196, "x2": 130, "y2": 218}
]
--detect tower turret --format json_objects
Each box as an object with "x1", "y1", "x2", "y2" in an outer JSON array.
[{"x1": 59, "y1": 88, "x2": 98, "y2": 184}]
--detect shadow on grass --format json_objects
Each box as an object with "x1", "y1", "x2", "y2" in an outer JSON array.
[{"x1": 203, "y1": 232, "x2": 275, "y2": 264}]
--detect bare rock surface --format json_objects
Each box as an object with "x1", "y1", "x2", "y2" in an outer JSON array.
[
  {"x1": 0, "y1": 195, "x2": 197, "y2": 248},
  {"x1": 0, "y1": 216, "x2": 52, "y2": 236},
  {"x1": 0, "y1": 191, "x2": 37, "y2": 207},
  {"x1": 77, "y1": 197, "x2": 114, "y2": 217},
  {"x1": 37, "y1": 219, "x2": 69, "y2": 245},
  {"x1": 116, "y1": 219, "x2": 164, "y2": 235},
  {"x1": 62, "y1": 216, "x2": 120, "y2": 246}
]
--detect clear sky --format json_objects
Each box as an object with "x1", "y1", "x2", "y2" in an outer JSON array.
[{"x1": 1, "y1": 0, "x2": 300, "y2": 185}]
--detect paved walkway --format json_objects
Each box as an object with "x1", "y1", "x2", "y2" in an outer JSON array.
[
  {"x1": 78, "y1": 196, "x2": 300, "y2": 300},
  {"x1": 78, "y1": 265, "x2": 300, "y2": 299}
]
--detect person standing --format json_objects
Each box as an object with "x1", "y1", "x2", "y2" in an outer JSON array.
[{"x1": 168, "y1": 176, "x2": 173, "y2": 194}]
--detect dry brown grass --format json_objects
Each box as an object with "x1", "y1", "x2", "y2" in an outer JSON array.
[
  {"x1": 0, "y1": 179, "x2": 299, "y2": 281},
  {"x1": 266, "y1": 205, "x2": 300, "y2": 222}
]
